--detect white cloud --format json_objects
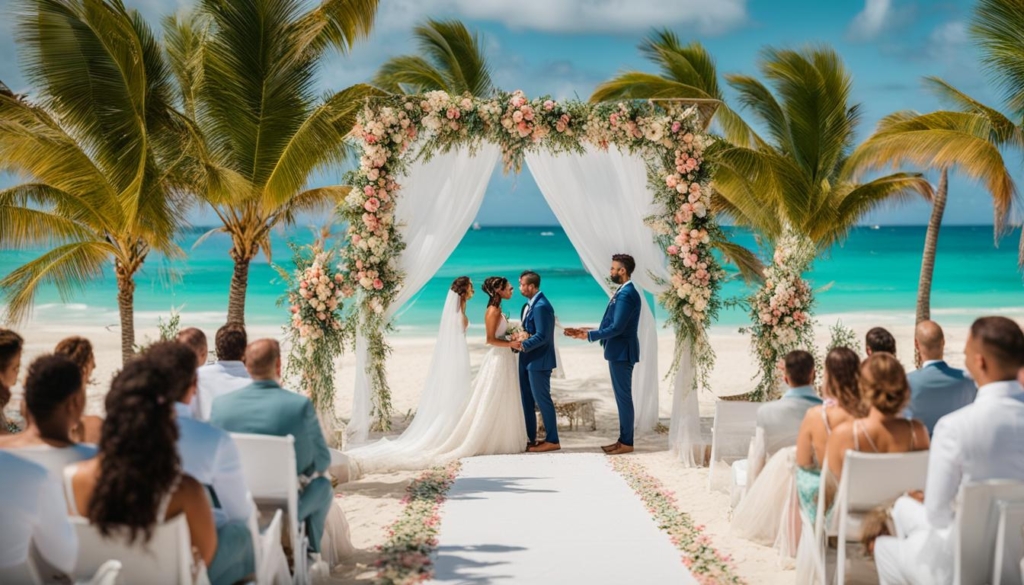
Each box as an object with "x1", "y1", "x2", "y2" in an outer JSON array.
[
  {"x1": 373, "y1": 0, "x2": 748, "y2": 35},
  {"x1": 847, "y1": 0, "x2": 893, "y2": 41}
]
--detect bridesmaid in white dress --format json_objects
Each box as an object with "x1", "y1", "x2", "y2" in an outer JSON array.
[{"x1": 426, "y1": 276, "x2": 528, "y2": 462}]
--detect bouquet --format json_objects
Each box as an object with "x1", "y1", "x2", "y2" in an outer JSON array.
[{"x1": 505, "y1": 319, "x2": 530, "y2": 342}]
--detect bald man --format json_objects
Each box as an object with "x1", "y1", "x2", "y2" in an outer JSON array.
[
  {"x1": 905, "y1": 320, "x2": 977, "y2": 435},
  {"x1": 209, "y1": 339, "x2": 333, "y2": 559}
]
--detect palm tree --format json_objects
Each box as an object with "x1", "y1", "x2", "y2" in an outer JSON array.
[
  {"x1": 847, "y1": 0, "x2": 1024, "y2": 335},
  {"x1": 166, "y1": 0, "x2": 383, "y2": 326},
  {"x1": 710, "y1": 46, "x2": 933, "y2": 251},
  {"x1": 0, "y1": 0, "x2": 199, "y2": 362},
  {"x1": 374, "y1": 19, "x2": 494, "y2": 97}
]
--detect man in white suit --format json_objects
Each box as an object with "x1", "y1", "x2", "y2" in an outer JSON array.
[
  {"x1": 874, "y1": 316, "x2": 1024, "y2": 585},
  {"x1": 757, "y1": 350, "x2": 823, "y2": 454}
]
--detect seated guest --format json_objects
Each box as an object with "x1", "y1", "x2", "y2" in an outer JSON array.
[
  {"x1": 730, "y1": 350, "x2": 822, "y2": 548},
  {"x1": 0, "y1": 329, "x2": 24, "y2": 434},
  {"x1": 146, "y1": 341, "x2": 253, "y2": 585},
  {"x1": 0, "y1": 355, "x2": 97, "y2": 473},
  {"x1": 210, "y1": 339, "x2": 332, "y2": 559},
  {"x1": 874, "y1": 316, "x2": 1024, "y2": 585},
  {"x1": 825, "y1": 353, "x2": 929, "y2": 498},
  {"x1": 194, "y1": 324, "x2": 251, "y2": 421},
  {"x1": 64, "y1": 357, "x2": 216, "y2": 570},
  {"x1": 53, "y1": 336, "x2": 103, "y2": 444},
  {"x1": 758, "y1": 350, "x2": 823, "y2": 455},
  {"x1": 905, "y1": 320, "x2": 977, "y2": 435},
  {"x1": 866, "y1": 326, "x2": 897, "y2": 356},
  {"x1": 0, "y1": 452, "x2": 77, "y2": 579},
  {"x1": 176, "y1": 327, "x2": 209, "y2": 369},
  {"x1": 795, "y1": 347, "x2": 865, "y2": 523}
]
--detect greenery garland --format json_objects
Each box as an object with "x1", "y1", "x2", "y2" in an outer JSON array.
[{"x1": 339, "y1": 91, "x2": 719, "y2": 430}]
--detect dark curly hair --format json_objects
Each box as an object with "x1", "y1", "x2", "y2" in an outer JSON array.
[
  {"x1": 0, "y1": 328, "x2": 24, "y2": 408},
  {"x1": 860, "y1": 353, "x2": 910, "y2": 416},
  {"x1": 482, "y1": 276, "x2": 509, "y2": 308},
  {"x1": 144, "y1": 341, "x2": 200, "y2": 403},
  {"x1": 24, "y1": 354, "x2": 82, "y2": 425},
  {"x1": 824, "y1": 347, "x2": 867, "y2": 417},
  {"x1": 90, "y1": 356, "x2": 180, "y2": 544},
  {"x1": 612, "y1": 253, "x2": 636, "y2": 276},
  {"x1": 54, "y1": 336, "x2": 94, "y2": 381},
  {"x1": 450, "y1": 276, "x2": 472, "y2": 300},
  {"x1": 865, "y1": 327, "x2": 897, "y2": 355},
  {"x1": 215, "y1": 323, "x2": 247, "y2": 361}
]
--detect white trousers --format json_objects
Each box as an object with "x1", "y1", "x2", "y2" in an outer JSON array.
[{"x1": 874, "y1": 496, "x2": 953, "y2": 585}]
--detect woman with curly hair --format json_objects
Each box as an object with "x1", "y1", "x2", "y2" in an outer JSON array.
[
  {"x1": 62, "y1": 356, "x2": 217, "y2": 569},
  {"x1": 54, "y1": 336, "x2": 103, "y2": 443},
  {"x1": 0, "y1": 329, "x2": 24, "y2": 434},
  {"x1": 449, "y1": 276, "x2": 474, "y2": 331}
]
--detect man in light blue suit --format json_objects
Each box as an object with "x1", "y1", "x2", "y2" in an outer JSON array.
[
  {"x1": 518, "y1": 270, "x2": 561, "y2": 453},
  {"x1": 568, "y1": 254, "x2": 642, "y2": 455},
  {"x1": 905, "y1": 320, "x2": 977, "y2": 435},
  {"x1": 210, "y1": 339, "x2": 333, "y2": 556}
]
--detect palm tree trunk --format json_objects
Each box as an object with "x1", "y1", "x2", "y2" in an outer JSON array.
[
  {"x1": 915, "y1": 168, "x2": 948, "y2": 365},
  {"x1": 227, "y1": 255, "x2": 252, "y2": 326},
  {"x1": 115, "y1": 265, "x2": 136, "y2": 364}
]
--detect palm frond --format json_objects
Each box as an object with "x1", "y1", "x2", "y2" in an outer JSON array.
[
  {"x1": 970, "y1": 0, "x2": 1024, "y2": 117},
  {"x1": 713, "y1": 238, "x2": 766, "y2": 283},
  {"x1": 163, "y1": 11, "x2": 209, "y2": 120},
  {"x1": 375, "y1": 19, "x2": 492, "y2": 97},
  {"x1": 922, "y1": 76, "x2": 1024, "y2": 147},
  {"x1": 725, "y1": 73, "x2": 791, "y2": 150},
  {"x1": 374, "y1": 56, "x2": 449, "y2": 95},
  {"x1": 820, "y1": 173, "x2": 932, "y2": 248},
  {"x1": 0, "y1": 184, "x2": 103, "y2": 245},
  {"x1": 0, "y1": 240, "x2": 113, "y2": 324},
  {"x1": 291, "y1": 0, "x2": 378, "y2": 60}
]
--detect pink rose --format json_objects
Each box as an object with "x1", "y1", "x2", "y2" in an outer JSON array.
[
  {"x1": 290, "y1": 305, "x2": 299, "y2": 314},
  {"x1": 363, "y1": 185, "x2": 374, "y2": 196},
  {"x1": 352, "y1": 234, "x2": 362, "y2": 244},
  {"x1": 299, "y1": 280, "x2": 307, "y2": 289},
  {"x1": 683, "y1": 133, "x2": 694, "y2": 144},
  {"x1": 665, "y1": 175, "x2": 679, "y2": 188},
  {"x1": 671, "y1": 121, "x2": 681, "y2": 133},
  {"x1": 373, "y1": 278, "x2": 384, "y2": 290},
  {"x1": 355, "y1": 259, "x2": 363, "y2": 269},
  {"x1": 667, "y1": 245, "x2": 679, "y2": 255},
  {"x1": 543, "y1": 100, "x2": 555, "y2": 111},
  {"x1": 363, "y1": 197, "x2": 380, "y2": 213},
  {"x1": 512, "y1": 111, "x2": 523, "y2": 123}
]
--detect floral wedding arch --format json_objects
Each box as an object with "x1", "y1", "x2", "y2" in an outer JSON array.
[{"x1": 336, "y1": 90, "x2": 722, "y2": 453}]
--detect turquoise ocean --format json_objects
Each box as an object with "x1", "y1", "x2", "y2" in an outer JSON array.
[{"x1": 1, "y1": 225, "x2": 1022, "y2": 335}]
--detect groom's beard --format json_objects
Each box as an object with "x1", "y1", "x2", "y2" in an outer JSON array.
[{"x1": 611, "y1": 275, "x2": 624, "y2": 285}]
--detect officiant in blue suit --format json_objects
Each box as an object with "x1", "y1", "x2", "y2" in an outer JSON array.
[{"x1": 567, "y1": 254, "x2": 642, "y2": 455}]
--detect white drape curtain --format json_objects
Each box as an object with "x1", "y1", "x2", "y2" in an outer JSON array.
[
  {"x1": 525, "y1": 144, "x2": 666, "y2": 434},
  {"x1": 346, "y1": 144, "x2": 500, "y2": 445}
]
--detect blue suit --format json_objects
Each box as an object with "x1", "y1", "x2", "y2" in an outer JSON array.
[
  {"x1": 519, "y1": 292, "x2": 559, "y2": 444},
  {"x1": 905, "y1": 361, "x2": 977, "y2": 435},
  {"x1": 588, "y1": 282, "x2": 642, "y2": 446},
  {"x1": 210, "y1": 379, "x2": 333, "y2": 554}
]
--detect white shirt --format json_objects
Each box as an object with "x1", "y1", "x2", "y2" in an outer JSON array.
[
  {"x1": 175, "y1": 403, "x2": 252, "y2": 527},
  {"x1": 921, "y1": 359, "x2": 943, "y2": 368},
  {"x1": 193, "y1": 361, "x2": 252, "y2": 421},
  {"x1": 523, "y1": 291, "x2": 543, "y2": 321},
  {"x1": 0, "y1": 451, "x2": 78, "y2": 574},
  {"x1": 925, "y1": 379, "x2": 1024, "y2": 528}
]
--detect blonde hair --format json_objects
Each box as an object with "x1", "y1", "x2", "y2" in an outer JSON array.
[{"x1": 859, "y1": 353, "x2": 910, "y2": 415}]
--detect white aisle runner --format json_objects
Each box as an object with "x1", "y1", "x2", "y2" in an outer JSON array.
[{"x1": 428, "y1": 453, "x2": 698, "y2": 584}]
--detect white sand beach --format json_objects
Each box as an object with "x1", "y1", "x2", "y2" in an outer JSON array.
[{"x1": 6, "y1": 315, "x2": 996, "y2": 582}]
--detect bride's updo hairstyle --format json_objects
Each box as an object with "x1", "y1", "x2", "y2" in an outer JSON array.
[
  {"x1": 859, "y1": 353, "x2": 911, "y2": 416},
  {"x1": 450, "y1": 276, "x2": 472, "y2": 300},
  {"x1": 482, "y1": 276, "x2": 508, "y2": 308}
]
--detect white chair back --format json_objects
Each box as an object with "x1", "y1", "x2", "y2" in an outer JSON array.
[
  {"x1": 994, "y1": 501, "x2": 1024, "y2": 585},
  {"x1": 231, "y1": 433, "x2": 304, "y2": 584},
  {"x1": 955, "y1": 481, "x2": 1024, "y2": 585},
  {"x1": 70, "y1": 515, "x2": 194, "y2": 585},
  {"x1": 83, "y1": 560, "x2": 123, "y2": 585},
  {"x1": 707, "y1": 401, "x2": 761, "y2": 490},
  {"x1": 833, "y1": 450, "x2": 930, "y2": 585},
  {"x1": 0, "y1": 555, "x2": 41, "y2": 584}
]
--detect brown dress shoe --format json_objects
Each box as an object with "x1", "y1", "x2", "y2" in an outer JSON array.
[
  {"x1": 528, "y1": 441, "x2": 562, "y2": 453},
  {"x1": 606, "y1": 444, "x2": 634, "y2": 455},
  {"x1": 601, "y1": 442, "x2": 621, "y2": 453}
]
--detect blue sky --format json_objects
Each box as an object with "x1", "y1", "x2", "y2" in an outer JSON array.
[{"x1": 1, "y1": 0, "x2": 1018, "y2": 226}]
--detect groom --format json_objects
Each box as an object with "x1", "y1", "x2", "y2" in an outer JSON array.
[
  {"x1": 567, "y1": 254, "x2": 641, "y2": 455},
  {"x1": 514, "y1": 270, "x2": 560, "y2": 453}
]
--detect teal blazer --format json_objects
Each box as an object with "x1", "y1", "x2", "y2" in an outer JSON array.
[{"x1": 209, "y1": 379, "x2": 331, "y2": 478}]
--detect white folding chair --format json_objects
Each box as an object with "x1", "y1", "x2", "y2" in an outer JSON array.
[
  {"x1": 69, "y1": 515, "x2": 204, "y2": 585},
  {"x1": 994, "y1": 501, "x2": 1024, "y2": 585},
  {"x1": 955, "y1": 481, "x2": 1024, "y2": 585},
  {"x1": 231, "y1": 433, "x2": 307, "y2": 585},
  {"x1": 831, "y1": 450, "x2": 930, "y2": 585},
  {"x1": 707, "y1": 401, "x2": 761, "y2": 490}
]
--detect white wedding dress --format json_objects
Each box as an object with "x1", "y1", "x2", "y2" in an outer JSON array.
[
  {"x1": 425, "y1": 313, "x2": 528, "y2": 463},
  {"x1": 345, "y1": 295, "x2": 527, "y2": 477}
]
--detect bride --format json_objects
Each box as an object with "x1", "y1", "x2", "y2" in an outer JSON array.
[
  {"x1": 424, "y1": 276, "x2": 527, "y2": 463},
  {"x1": 345, "y1": 276, "x2": 526, "y2": 476},
  {"x1": 345, "y1": 277, "x2": 475, "y2": 476}
]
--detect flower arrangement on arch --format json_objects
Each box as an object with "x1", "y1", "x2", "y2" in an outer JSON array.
[
  {"x1": 277, "y1": 232, "x2": 351, "y2": 426},
  {"x1": 743, "y1": 231, "x2": 817, "y2": 401}
]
